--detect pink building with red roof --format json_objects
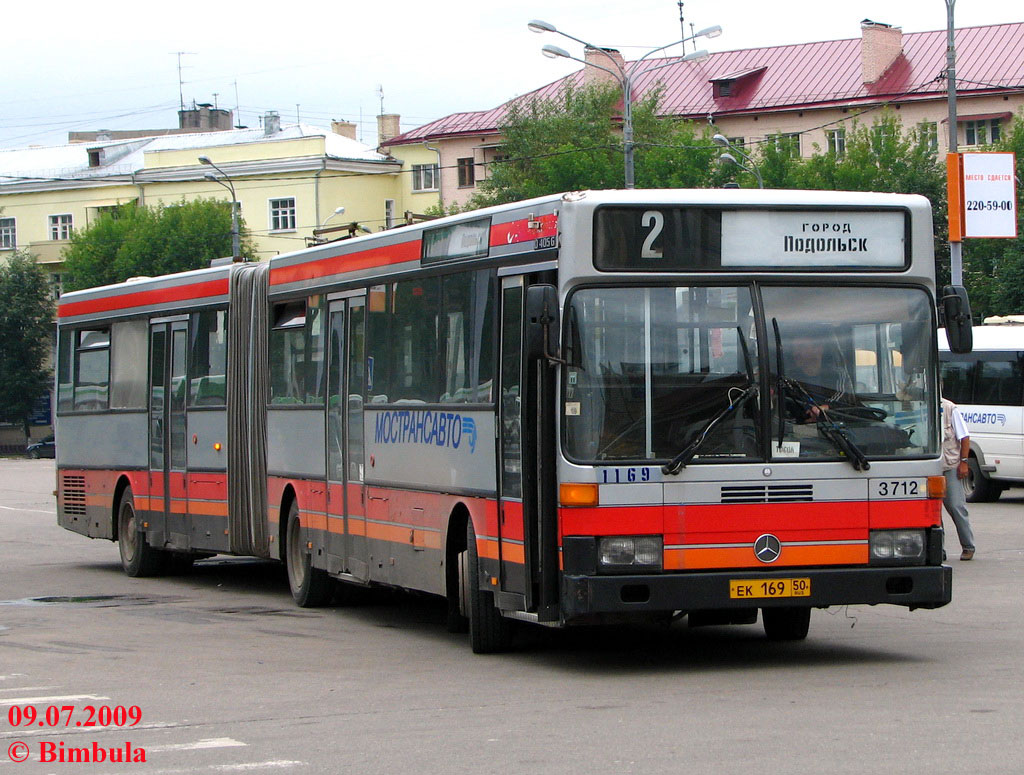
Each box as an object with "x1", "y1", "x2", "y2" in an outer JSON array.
[{"x1": 383, "y1": 19, "x2": 1024, "y2": 207}]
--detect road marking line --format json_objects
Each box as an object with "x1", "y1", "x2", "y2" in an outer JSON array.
[
  {"x1": 213, "y1": 762, "x2": 306, "y2": 771},
  {"x1": 0, "y1": 505, "x2": 56, "y2": 514},
  {"x1": 0, "y1": 686, "x2": 56, "y2": 693},
  {"x1": 149, "y1": 738, "x2": 247, "y2": 752},
  {"x1": 0, "y1": 694, "x2": 109, "y2": 706}
]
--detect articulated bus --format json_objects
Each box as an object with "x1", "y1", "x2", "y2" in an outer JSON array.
[{"x1": 56, "y1": 189, "x2": 970, "y2": 652}]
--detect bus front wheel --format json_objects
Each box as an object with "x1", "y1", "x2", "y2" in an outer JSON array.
[
  {"x1": 762, "y1": 606, "x2": 811, "y2": 641},
  {"x1": 465, "y1": 520, "x2": 513, "y2": 653},
  {"x1": 285, "y1": 501, "x2": 331, "y2": 607},
  {"x1": 117, "y1": 487, "x2": 164, "y2": 577}
]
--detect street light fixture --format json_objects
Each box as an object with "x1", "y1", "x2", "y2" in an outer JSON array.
[
  {"x1": 198, "y1": 155, "x2": 242, "y2": 262},
  {"x1": 713, "y1": 133, "x2": 763, "y2": 188},
  {"x1": 530, "y1": 20, "x2": 721, "y2": 188}
]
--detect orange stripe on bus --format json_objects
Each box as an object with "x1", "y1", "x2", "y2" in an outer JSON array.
[
  {"x1": 664, "y1": 543, "x2": 867, "y2": 570},
  {"x1": 500, "y1": 540, "x2": 525, "y2": 565}
]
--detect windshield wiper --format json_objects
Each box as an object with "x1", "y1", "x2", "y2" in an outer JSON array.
[
  {"x1": 782, "y1": 377, "x2": 871, "y2": 471},
  {"x1": 662, "y1": 384, "x2": 758, "y2": 475}
]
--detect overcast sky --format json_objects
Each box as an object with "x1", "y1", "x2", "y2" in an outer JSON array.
[{"x1": 2, "y1": 1, "x2": 1017, "y2": 150}]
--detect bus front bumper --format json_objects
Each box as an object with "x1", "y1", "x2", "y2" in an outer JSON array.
[{"x1": 560, "y1": 564, "x2": 952, "y2": 623}]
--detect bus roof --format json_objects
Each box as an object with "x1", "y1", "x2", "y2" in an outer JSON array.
[{"x1": 939, "y1": 323, "x2": 1024, "y2": 352}]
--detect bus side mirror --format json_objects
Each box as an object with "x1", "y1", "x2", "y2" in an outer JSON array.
[
  {"x1": 942, "y1": 285, "x2": 973, "y2": 354},
  {"x1": 525, "y1": 284, "x2": 561, "y2": 362}
]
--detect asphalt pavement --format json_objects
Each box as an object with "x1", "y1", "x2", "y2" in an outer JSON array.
[{"x1": 1, "y1": 458, "x2": 1022, "y2": 774}]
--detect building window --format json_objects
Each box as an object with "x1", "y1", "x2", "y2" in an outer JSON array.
[
  {"x1": 726, "y1": 136, "x2": 745, "y2": 148},
  {"x1": 772, "y1": 133, "x2": 800, "y2": 158},
  {"x1": 412, "y1": 163, "x2": 439, "y2": 192},
  {"x1": 871, "y1": 124, "x2": 896, "y2": 154},
  {"x1": 49, "y1": 214, "x2": 73, "y2": 241},
  {"x1": 457, "y1": 157, "x2": 476, "y2": 188},
  {"x1": 0, "y1": 217, "x2": 15, "y2": 250},
  {"x1": 826, "y1": 129, "x2": 846, "y2": 157},
  {"x1": 917, "y1": 122, "x2": 938, "y2": 152},
  {"x1": 49, "y1": 273, "x2": 63, "y2": 300},
  {"x1": 269, "y1": 198, "x2": 296, "y2": 231},
  {"x1": 963, "y1": 118, "x2": 1001, "y2": 147}
]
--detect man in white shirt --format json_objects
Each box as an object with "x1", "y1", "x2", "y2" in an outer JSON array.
[{"x1": 941, "y1": 396, "x2": 976, "y2": 560}]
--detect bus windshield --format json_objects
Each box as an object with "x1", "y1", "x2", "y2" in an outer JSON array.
[{"x1": 564, "y1": 284, "x2": 937, "y2": 464}]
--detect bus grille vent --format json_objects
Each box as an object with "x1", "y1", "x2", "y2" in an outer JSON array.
[
  {"x1": 62, "y1": 475, "x2": 87, "y2": 515},
  {"x1": 721, "y1": 483, "x2": 814, "y2": 503}
]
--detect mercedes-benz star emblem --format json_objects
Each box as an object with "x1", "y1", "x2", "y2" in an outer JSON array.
[{"x1": 754, "y1": 533, "x2": 782, "y2": 563}]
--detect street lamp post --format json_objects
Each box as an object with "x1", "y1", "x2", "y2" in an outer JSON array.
[
  {"x1": 945, "y1": 0, "x2": 963, "y2": 285},
  {"x1": 713, "y1": 133, "x2": 764, "y2": 188},
  {"x1": 530, "y1": 20, "x2": 721, "y2": 189},
  {"x1": 198, "y1": 155, "x2": 241, "y2": 262}
]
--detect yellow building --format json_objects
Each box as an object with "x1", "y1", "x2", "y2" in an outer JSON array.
[{"x1": 0, "y1": 112, "x2": 405, "y2": 295}]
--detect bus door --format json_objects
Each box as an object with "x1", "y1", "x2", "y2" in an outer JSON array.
[
  {"x1": 149, "y1": 318, "x2": 189, "y2": 549},
  {"x1": 325, "y1": 296, "x2": 368, "y2": 580},
  {"x1": 497, "y1": 276, "x2": 533, "y2": 608}
]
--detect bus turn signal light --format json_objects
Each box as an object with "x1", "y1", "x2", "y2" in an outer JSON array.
[
  {"x1": 927, "y1": 475, "x2": 946, "y2": 499},
  {"x1": 560, "y1": 482, "x2": 599, "y2": 507}
]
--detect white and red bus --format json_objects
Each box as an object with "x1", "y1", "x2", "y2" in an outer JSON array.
[{"x1": 56, "y1": 189, "x2": 970, "y2": 651}]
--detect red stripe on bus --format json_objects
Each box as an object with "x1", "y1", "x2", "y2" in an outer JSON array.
[
  {"x1": 869, "y1": 498, "x2": 941, "y2": 527},
  {"x1": 58, "y1": 278, "x2": 229, "y2": 319},
  {"x1": 269, "y1": 240, "x2": 421, "y2": 286},
  {"x1": 489, "y1": 213, "x2": 558, "y2": 247}
]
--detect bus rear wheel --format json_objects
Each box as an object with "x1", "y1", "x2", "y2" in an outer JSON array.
[
  {"x1": 465, "y1": 520, "x2": 513, "y2": 653},
  {"x1": 117, "y1": 487, "x2": 164, "y2": 577},
  {"x1": 285, "y1": 501, "x2": 331, "y2": 607},
  {"x1": 762, "y1": 606, "x2": 811, "y2": 641}
]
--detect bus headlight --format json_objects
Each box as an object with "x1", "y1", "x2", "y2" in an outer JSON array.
[
  {"x1": 870, "y1": 530, "x2": 926, "y2": 565},
  {"x1": 598, "y1": 536, "x2": 663, "y2": 573}
]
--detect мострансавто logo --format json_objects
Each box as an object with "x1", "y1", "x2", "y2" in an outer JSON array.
[
  {"x1": 373, "y1": 410, "x2": 478, "y2": 453},
  {"x1": 961, "y1": 412, "x2": 1007, "y2": 426}
]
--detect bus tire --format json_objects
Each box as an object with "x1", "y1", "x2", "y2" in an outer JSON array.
[
  {"x1": 964, "y1": 457, "x2": 1000, "y2": 503},
  {"x1": 466, "y1": 520, "x2": 513, "y2": 653},
  {"x1": 117, "y1": 487, "x2": 164, "y2": 578},
  {"x1": 285, "y1": 501, "x2": 331, "y2": 607},
  {"x1": 762, "y1": 606, "x2": 811, "y2": 641}
]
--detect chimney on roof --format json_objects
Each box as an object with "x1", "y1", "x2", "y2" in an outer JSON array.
[
  {"x1": 584, "y1": 47, "x2": 625, "y2": 87},
  {"x1": 377, "y1": 114, "x2": 401, "y2": 146},
  {"x1": 331, "y1": 120, "x2": 358, "y2": 140},
  {"x1": 860, "y1": 20, "x2": 903, "y2": 84},
  {"x1": 264, "y1": 110, "x2": 281, "y2": 136},
  {"x1": 179, "y1": 104, "x2": 233, "y2": 131}
]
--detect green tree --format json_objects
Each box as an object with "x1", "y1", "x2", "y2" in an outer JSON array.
[
  {"x1": 756, "y1": 113, "x2": 948, "y2": 285},
  {"x1": 62, "y1": 198, "x2": 255, "y2": 292},
  {"x1": 0, "y1": 251, "x2": 53, "y2": 440},
  {"x1": 472, "y1": 81, "x2": 724, "y2": 206}
]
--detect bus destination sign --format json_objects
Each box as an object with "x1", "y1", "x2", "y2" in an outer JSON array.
[{"x1": 594, "y1": 207, "x2": 908, "y2": 271}]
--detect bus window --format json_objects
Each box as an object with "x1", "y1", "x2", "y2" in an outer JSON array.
[
  {"x1": 268, "y1": 297, "x2": 325, "y2": 404},
  {"x1": 74, "y1": 329, "x2": 110, "y2": 411},
  {"x1": 975, "y1": 359, "x2": 1023, "y2": 406},
  {"x1": 110, "y1": 319, "x2": 148, "y2": 410},
  {"x1": 188, "y1": 310, "x2": 228, "y2": 406},
  {"x1": 940, "y1": 359, "x2": 974, "y2": 404}
]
